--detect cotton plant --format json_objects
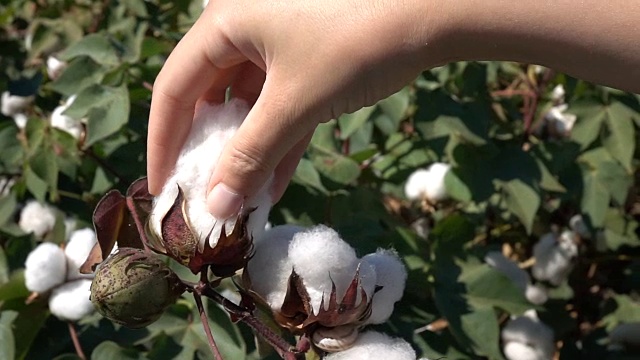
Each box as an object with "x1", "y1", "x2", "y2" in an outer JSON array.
[
  {"x1": 50, "y1": 95, "x2": 84, "y2": 139},
  {"x1": 245, "y1": 224, "x2": 407, "y2": 354},
  {"x1": 404, "y1": 162, "x2": 451, "y2": 204},
  {"x1": 1, "y1": 90, "x2": 34, "y2": 129},
  {"x1": 24, "y1": 227, "x2": 98, "y2": 321},
  {"x1": 46, "y1": 55, "x2": 67, "y2": 80},
  {"x1": 501, "y1": 310, "x2": 555, "y2": 360},
  {"x1": 484, "y1": 251, "x2": 548, "y2": 305},
  {"x1": 541, "y1": 84, "x2": 578, "y2": 138},
  {"x1": 532, "y1": 230, "x2": 579, "y2": 286},
  {"x1": 18, "y1": 200, "x2": 58, "y2": 240}
]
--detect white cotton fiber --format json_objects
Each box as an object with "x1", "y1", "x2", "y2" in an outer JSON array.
[
  {"x1": 424, "y1": 162, "x2": 450, "y2": 202},
  {"x1": 65, "y1": 228, "x2": 97, "y2": 280},
  {"x1": 404, "y1": 169, "x2": 430, "y2": 201},
  {"x1": 502, "y1": 310, "x2": 554, "y2": 360},
  {"x1": 19, "y1": 200, "x2": 57, "y2": 239},
  {"x1": 288, "y1": 225, "x2": 359, "y2": 314},
  {"x1": 246, "y1": 225, "x2": 305, "y2": 309},
  {"x1": 51, "y1": 95, "x2": 83, "y2": 139},
  {"x1": 24, "y1": 242, "x2": 67, "y2": 293},
  {"x1": 48, "y1": 279, "x2": 95, "y2": 321},
  {"x1": 46, "y1": 56, "x2": 67, "y2": 80},
  {"x1": 532, "y1": 231, "x2": 578, "y2": 285},
  {"x1": 1, "y1": 91, "x2": 34, "y2": 117},
  {"x1": 361, "y1": 249, "x2": 407, "y2": 324},
  {"x1": 324, "y1": 331, "x2": 416, "y2": 360},
  {"x1": 569, "y1": 214, "x2": 591, "y2": 239},
  {"x1": 149, "y1": 99, "x2": 272, "y2": 250}
]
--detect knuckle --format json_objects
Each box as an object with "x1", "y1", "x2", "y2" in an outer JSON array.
[{"x1": 225, "y1": 141, "x2": 273, "y2": 182}]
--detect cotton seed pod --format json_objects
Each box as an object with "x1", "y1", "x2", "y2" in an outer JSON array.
[
  {"x1": 90, "y1": 248, "x2": 185, "y2": 328},
  {"x1": 24, "y1": 242, "x2": 67, "y2": 293}
]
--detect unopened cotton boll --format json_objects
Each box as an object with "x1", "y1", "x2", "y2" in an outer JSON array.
[
  {"x1": 46, "y1": 56, "x2": 67, "y2": 80},
  {"x1": 51, "y1": 95, "x2": 83, "y2": 139},
  {"x1": 48, "y1": 279, "x2": 95, "y2": 321},
  {"x1": 532, "y1": 231, "x2": 578, "y2": 286},
  {"x1": 24, "y1": 242, "x2": 67, "y2": 293},
  {"x1": 324, "y1": 331, "x2": 417, "y2": 360},
  {"x1": 502, "y1": 310, "x2": 554, "y2": 360},
  {"x1": 247, "y1": 225, "x2": 305, "y2": 309},
  {"x1": 361, "y1": 249, "x2": 407, "y2": 324},
  {"x1": 150, "y1": 99, "x2": 272, "y2": 250},
  {"x1": 65, "y1": 228, "x2": 97, "y2": 280},
  {"x1": 1, "y1": 91, "x2": 34, "y2": 117},
  {"x1": 609, "y1": 322, "x2": 640, "y2": 348},
  {"x1": 19, "y1": 200, "x2": 57, "y2": 239},
  {"x1": 288, "y1": 225, "x2": 364, "y2": 314}
]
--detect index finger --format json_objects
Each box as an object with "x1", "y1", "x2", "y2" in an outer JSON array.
[{"x1": 146, "y1": 17, "x2": 245, "y2": 195}]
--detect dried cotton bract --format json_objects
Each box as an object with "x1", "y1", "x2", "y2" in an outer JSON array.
[
  {"x1": 149, "y1": 99, "x2": 271, "y2": 252},
  {"x1": 532, "y1": 231, "x2": 578, "y2": 286},
  {"x1": 404, "y1": 162, "x2": 451, "y2": 203},
  {"x1": 323, "y1": 331, "x2": 418, "y2": 360},
  {"x1": 501, "y1": 310, "x2": 555, "y2": 360},
  {"x1": 19, "y1": 200, "x2": 57, "y2": 239}
]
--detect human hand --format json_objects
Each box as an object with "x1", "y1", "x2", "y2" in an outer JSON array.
[{"x1": 146, "y1": 0, "x2": 447, "y2": 218}]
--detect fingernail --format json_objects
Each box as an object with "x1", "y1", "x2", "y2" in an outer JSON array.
[{"x1": 207, "y1": 183, "x2": 243, "y2": 219}]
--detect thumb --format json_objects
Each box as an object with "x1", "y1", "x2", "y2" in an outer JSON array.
[{"x1": 206, "y1": 80, "x2": 318, "y2": 219}]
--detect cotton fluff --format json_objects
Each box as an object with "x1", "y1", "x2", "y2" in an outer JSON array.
[
  {"x1": 532, "y1": 231, "x2": 578, "y2": 286},
  {"x1": 12, "y1": 113, "x2": 28, "y2": 129},
  {"x1": 46, "y1": 56, "x2": 67, "y2": 80},
  {"x1": 246, "y1": 225, "x2": 305, "y2": 309},
  {"x1": 289, "y1": 225, "x2": 376, "y2": 314},
  {"x1": 149, "y1": 99, "x2": 272, "y2": 250},
  {"x1": 550, "y1": 84, "x2": 565, "y2": 103},
  {"x1": 65, "y1": 228, "x2": 97, "y2": 280},
  {"x1": 1, "y1": 91, "x2": 34, "y2": 117},
  {"x1": 19, "y1": 200, "x2": 57, "y2": 239},
  {"x1": 324, "y1": 331, "x2": 417, "y2": 360},
  {"x1": 404, "y1": 163, "x2": 451, "y2": 203},
  {"x1": 48, "y1": 279, "x2": 95, "y2": 321},
  {"x1": 546, "y1": 104, "x2": 577, "y2": 136},
  {"x1": 24, "y1": 242, "x2": 67, "y2": 293},
  {"x1": 51, "y1": 95, "x2": 83, "y2": 139},
  {"x1": 361, "y1": 249, "x2": 407, "y2": 324},
  {"x1": 569, "y1": 214, "x2": 591, "y2": 239},
  {"x1": 609, "y1": 322, "x2": 640, "y2": 348},
  {"x1": 485, "y1": 251, "x2": 548, "y2": 305},
  {"x1": 502, "y1": 310, "x2": 554, "y2": 360}
]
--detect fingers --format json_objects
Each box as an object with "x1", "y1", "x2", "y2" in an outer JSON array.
[
  {"x1": 271, "y1": 132, "x2": 314, "y2": 203},
  {"x1": 146, "y1": 16, "x2": 244, "y2": 195},
  {"x1": 206, "y1": 77, "x2": 318, "y2": 218}
]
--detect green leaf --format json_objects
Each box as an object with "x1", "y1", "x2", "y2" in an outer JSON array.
[
  {"x1": 338, "y1": 105, "x2": 376, "y2": 140},
  {"x1": 603, "y1": 102, "x2": 635, "y2": 171},
  {"x1": 0, "y1": 311, "x2": 17, "y2": 360},
  {"x1": 444, "y1": 170, "x2": 472, "y2": 202},
  {"x1": 91, "y1": 341, "x2": 144, "y2": 360},
  {"x1": 292, "y1": 158, "x2": 328, "y2": 194},
  {"x1": 0, "y1": 247, "x2": 8, "y2": 286},
  {"x1": 0, "y1": 194, "x2": 17, "y2": 227},
  {"x1": 311, "y1": 149, "x2": 361, "y2": 186},
  {"x1": 378, "y1": 87, "x2": 410, "y2": 124},
  {"x1": 601, "y1": 294, "x2": 640, "y2": 330},
  {"x1": 60, "y1": 34, "x2": 121, "y2": 67},
  {"x1": 500, "y1": 179, "x2": 540, "y2": 234},
  {"x1": 24, "y1": 167, "x2": 48, "y2": 203},
  {"x1": 601, "y1": 209, "x2": 640, "y2": 250},
  {"x1": 0, "y1": 270, "x2": 29, "y2": 301},
  {"x1": 581, "y1": 169, "x2": 610, "y2": 228},
  {"x1": 50, "y1": 57, "x2": 106, "y2": 96},
  {"x1": 536, "y1": 159, "x2": 566, "y2": 193}
]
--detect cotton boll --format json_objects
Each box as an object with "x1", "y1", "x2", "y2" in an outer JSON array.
[
  {"x1": 1, "y1": 91, "x2": 34, "y2": 117},
  {"x1": 149, "y1": 99, "x2": 272, "y2": 250},
  {"x1": 609, "y1": 322, "x2": 640, "y2": 347},
  {"x1": 65, "y1": 228, "x2": 97, "y2": 280},
  {"x1": 502, "y1": 310, "x2": 554, "y2": 360},
  {"x1": 324, "y1": 331, "x2": 416, "y2": 360},
  {"x1": 424, "y1": 162, "x2": 451, "y2": 202},
  {"x1": 524, "y1": 284, "x2": 548, "y2": 305},
  {"x1": 404, "y1": 169, "x2": 430, "y2": 200},
  {"x1": 532, "y1": 231, "x2": 578, "y2": 286},
  {"x1": 12, "y1": 113, "x2": 28, "y2": 129},
  {"x1": 246, "y1": 225, "x2": 305, "y2": 309},
  {"x1": 551, "y1": 84, "x2": 565, "y2": 103},
  {"x1": 569, "y1": 214, "x2": 590, "y2": 239},
  {"x1": 546, "y1": 104, "x2": 577, "y2": 136},
  {"x1": 24, "y1": 242, "x2": 67, "y2": 293},
  {"x1": 48, "y1": 279, "x2": 95, "y2": 321},
  {"x1": 361, "y1": 249, "x2": 407, "y2": 324},
  {"x1": 19, "y1": 200, "x2": 57, "y2": 239},
  {"x1": 51, "y1": 96, "x2": 83, "y2": 139},
  {"x1": 288, "y1": 225, "x2": 359, "y2": 314},
  {"x1": 46, "y1": 56, "x2": 67, "y2": 80}
]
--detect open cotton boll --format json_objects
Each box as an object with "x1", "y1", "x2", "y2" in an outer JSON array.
[
  {"x1": 546, "y1": 104, "x2": 577, "y2": 136},
  {"x1": 361, "y1": 249, "x2": 407, "y2": 324},
  {"x1": 569, "y1": 214, "x2": 591, "y2": 239},
  {"x1": 404, "y1": 169, "x2": 430, "y2": 200},
  {"x1": 551, "y1": 84, "x2": 565, "y2": 103},
  {"x1": 502, "y1": 310, "x2": 554, "y2": 360},
  {"x1": 324, "y1": 331, "x2": 417, "y2": 360},
  {"x1": 65, "y1": 228, "x2": 97, "y2": 280},
  {"x1": 12, "y1": 113, "x2": 28, "y2": 129},
  {"x1": 424, "y1": 162, "x2": 451, "y2": 202},
  {"x1": 46, "y1": 56, "x2": 67, "y2": 80},
  {"x1": 288, "y1": 225, "x2": 361, "y2": 314},
  {"x1": 532, "y1": 231, "x2": 578, "y2": 286},
  {"x1": 1, "y1": 91, "x2": 34, "y2": 117},
  {"x1": 24, "y1": 242, "x2": 67, "y2": 293},
  {"x1": 19, "y1": 200, "x2": 57, "y2": 239},
  {"x1": 524, "y1": 284, "x2": 548, "y2": 305},
  {"x1": 48, "y1": 279, "x2": 95, "y2": 321},
  {"x1": 51, "y1": 95, "x2": 83, "y2": 139},
  {"x1": 149, "y1": 99, "x2": 272, "y2": 250},
  {"x1": 247, "y1": 225, "x2": 305, "y2": 309},
  {"x1": 609, "y1": 322, "x2": 640, "y2": 348}
]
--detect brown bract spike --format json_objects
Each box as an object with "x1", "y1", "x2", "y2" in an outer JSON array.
[
  {"x1": 160, "y1": 186, "x2": 197, "y2": 266},
  {"x1": 273, "y1": 270, "x2": 312, "y2": 332},
  {"x1": 187, "y1": 210, "x2": 255, "y2": 276}
]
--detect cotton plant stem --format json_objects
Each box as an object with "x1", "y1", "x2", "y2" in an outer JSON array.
[
  {"x1": 193, "y1": 292, "x2": 224, "y2": 360},
  {"x1": 67, "y1": 322, "x2": 86, "y2": 360}
]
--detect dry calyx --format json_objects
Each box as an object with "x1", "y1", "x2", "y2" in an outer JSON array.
[{"x1": 245, "y1": 225, "x2": 407, "y2": 353}]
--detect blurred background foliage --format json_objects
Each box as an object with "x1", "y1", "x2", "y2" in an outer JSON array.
[{"x1": 0, "y1": 0, "x2": 639, "y2": 359}]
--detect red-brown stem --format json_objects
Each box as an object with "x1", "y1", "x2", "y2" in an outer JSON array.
[
  {"x1": 193, "y1": 292, "x2": 224, "y2": 360},
  {"x1": 67, "y1": 322, "x2": 86, "y2": 360}
]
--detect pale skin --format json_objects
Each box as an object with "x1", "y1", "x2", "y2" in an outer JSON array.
[{"x1": 147, "y1": 0, "x2": 640, "y2": 219}]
